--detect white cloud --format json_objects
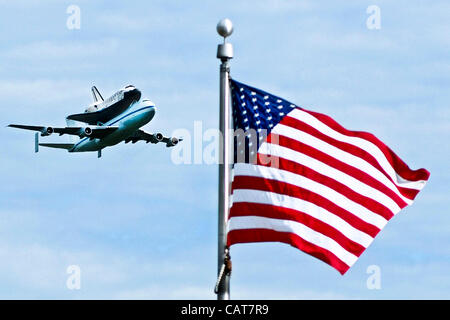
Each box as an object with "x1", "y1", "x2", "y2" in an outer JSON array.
[
  {"x1": 0, "y1": 237, "x2": 216, "y2": 299},
  {"x1": 231, "y1": 287, "x2": 348, "y2": 300},
  {"x1": 4, "y1": 39, "x2": 120, "y2": 60},
  {"x1": 115, "y1": 285, "x2": 215, "y2": 299},
  {"x1": 0, "y1": 79, "x2": 86, "y2": 102},
  {"x1": 97, "y1": 14, "x2": 150, "y2": 31}
]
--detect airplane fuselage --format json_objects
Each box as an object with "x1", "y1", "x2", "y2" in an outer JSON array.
[{"x1": 71, "y1": 100, "x2": 156, "y2": 152}]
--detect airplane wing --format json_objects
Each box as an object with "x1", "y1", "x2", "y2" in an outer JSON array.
[
  {"x1": 8, "y1": 124, "x2": 118, "y2": 139},
  {"x1": 82, "y1": 126, "x2": 118, "y2": 139},
  {"x1": 8, "y1": 124, "x2": 58, "y2": 136},
  {"x1": 125, "y1": 129, "x2": 182, "y2": 147},
  {"x1": 8, "y1": 124, "x2": 46, "y2": 132}
]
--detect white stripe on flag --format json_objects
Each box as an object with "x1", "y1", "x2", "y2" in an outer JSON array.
[
  {"x1": 272, "y1": 123, "x2": 415, "y2": 204},
  {"x1": 288, "y1": 109, "x2": 427, "y2": 190},
  {"x1": 257, "y1": 142, "x2": 407, "y2": 210},
  {"x1": 233, "y1": 163, "x2": 389, "y2": 229},
  {"x1": 228, "y1": 215, "x2": 359, "y2": 267},
  {"x1": 232, "y1": 187, "x2": 374, "y2": 247}
]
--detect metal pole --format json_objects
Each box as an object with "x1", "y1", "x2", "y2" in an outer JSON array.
[{"x1": 216, "y1": 18, "x2": 233, "y2": 300}]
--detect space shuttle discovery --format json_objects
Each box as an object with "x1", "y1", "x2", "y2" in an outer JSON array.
[
  {"x1": 67, "y1": 85, "x2": 141, "y2": 125},
  {"x1": 9, "y1": 85, "x2": 181, "y2": 158}
]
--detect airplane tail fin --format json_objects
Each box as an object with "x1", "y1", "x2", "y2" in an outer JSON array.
[
  {"x1": 91, "y1": 86, "x2": 104, "y2": 102},
  {"x1": 39, "y1": 143, "x2": 74, "y2": 150}
]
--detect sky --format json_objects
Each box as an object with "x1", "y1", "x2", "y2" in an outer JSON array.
[{"x1": 0, "y1": 0, "x2": 449, "y2": 299}]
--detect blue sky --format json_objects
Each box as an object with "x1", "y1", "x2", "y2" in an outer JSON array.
[{"x1": 0, "y1": 0, "x2": 449, "y2": 299}]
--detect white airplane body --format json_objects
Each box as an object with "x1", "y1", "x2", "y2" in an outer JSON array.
[{"x1": 9, "y1": 85, "x2": 180, "y2": 157}]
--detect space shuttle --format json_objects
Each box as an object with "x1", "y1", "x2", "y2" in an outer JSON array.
[{"x1": 66, "y1": 85, "x2": 142, "y2": 125}]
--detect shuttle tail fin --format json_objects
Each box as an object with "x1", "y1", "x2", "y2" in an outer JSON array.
[{"x1": 91, "y1": 86, "x2": 104, "y2": 103}]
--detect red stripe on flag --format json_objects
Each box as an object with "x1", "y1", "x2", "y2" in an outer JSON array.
[
  {"x1": 266, "y1": 133, "x2": 413, "y2": 204},
  {"x1": 255, "y1": 154, "x2": 396, "y2": 220},
  {"x1": 282, "y1": 115, "x2": 419, "y2": 193},
  {"x1": 300, "y1": 107, "x2": 431, "y2": 182},
  {"x1": 230, "y1": 201, "x2": 367, "y2": 257},
  {"x1": 232, "y1": 175, "x2": 381, "y2": 237},
  {"x1": 227, "y1": 228, "x2": 351, "y2": 275}
]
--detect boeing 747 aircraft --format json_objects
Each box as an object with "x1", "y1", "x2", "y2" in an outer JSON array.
[{"x1": 8, "y1": 85, "x2": 181, "y2": 158}]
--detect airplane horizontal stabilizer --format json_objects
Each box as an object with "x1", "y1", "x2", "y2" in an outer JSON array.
[{"x1": 39, "y1": 143, "x2": 74, "y2": 150}]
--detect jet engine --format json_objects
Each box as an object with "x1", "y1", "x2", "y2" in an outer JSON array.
[
  {"x1": 155, "y1": 133, "x2": 163, "y2": 142},
  {"x1": 166, "y1": 137, "x2": 179, "y2": 147},
  {"x1": 84, "y1": 127, "x2": 93, "y2": 136},
  {"x1": 41, "y1": 127, "x2": 53, "y2": 136}
]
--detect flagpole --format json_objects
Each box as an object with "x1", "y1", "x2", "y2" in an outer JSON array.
[{"x1": 216, "y1": 18, "x2": 233, "y2": 300}]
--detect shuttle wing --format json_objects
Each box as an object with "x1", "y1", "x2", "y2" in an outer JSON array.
[
  {"x1": 125, "y1": 129, "x2": 182, "y2": 147},
  {"x1": 66, "y1": 108, "x2": 120, "y2": 125}
]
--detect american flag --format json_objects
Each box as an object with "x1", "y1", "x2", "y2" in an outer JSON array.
[{"x1": 227, "y1": 79, "x2": 430, "y2": 274}]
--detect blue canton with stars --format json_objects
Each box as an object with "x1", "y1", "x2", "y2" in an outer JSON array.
[
  {"x1": 230, "y1": 79, "x2": 298, "y2": 163},
  {"x1": 231, "y1": 79, "x2": 297, "y2": 134}
]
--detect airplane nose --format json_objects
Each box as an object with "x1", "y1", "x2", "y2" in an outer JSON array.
[
  {"x1": 145, "y1": 106, "x2": 156, "y2": 120},
  {"x1": 142, "y1": 99, "x2": 155, "y2": 107}
]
